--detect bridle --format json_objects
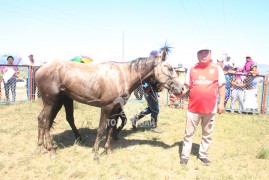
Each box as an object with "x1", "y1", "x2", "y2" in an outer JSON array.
[
  {"x1": 154, "y1": 58, "x2": 178, "y2": 80},
  {"x1": 135, "y1": 54, "x2": 178, "y2": 88}
]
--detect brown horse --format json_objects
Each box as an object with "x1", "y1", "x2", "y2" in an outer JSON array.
[{"x1": 35, "y1": 47, "x2": 183, "y2": 158}]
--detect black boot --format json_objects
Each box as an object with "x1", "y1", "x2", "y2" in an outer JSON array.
[
  {"x1": 150, "y1": 118, "x2": 162, "y2": 133},
  {"x1": 131, "y1": 113, "x2": 145, "y2": 130}
]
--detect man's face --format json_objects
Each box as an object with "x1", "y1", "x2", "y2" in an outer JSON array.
[
  {"x1": 29, "y1": 55, "x2": 34, "y2": 61},
  {"x1": 7, "y1": 57, "x2": 14, "y2": 64},
  {"x1": 197, "y1": 50, "x2": 211, "y2": 66},
  {"x1": 251, "y1": 66, "x2": 257, "y2": 71}
]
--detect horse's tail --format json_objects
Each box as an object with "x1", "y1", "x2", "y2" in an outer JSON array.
[
  {"x1": 34, "y1": 65, "x2": 41, "y2": 74},
  {"x1": 33, "y1": 65, "x2": 43, "y2": 86},
  {"x1": 33, "y1": 65, "x2": 42, "y2": 79}
]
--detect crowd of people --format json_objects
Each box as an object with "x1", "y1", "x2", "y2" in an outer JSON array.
[
  {"x1": 221, "y1": 56, "x2": 260, "y2": 113},
  {"x1": 0, "y1": 54, "x2": 40, "y2": 102}
]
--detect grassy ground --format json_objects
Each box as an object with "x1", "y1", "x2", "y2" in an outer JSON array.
[{"x1": 0, "y1": 97, "x2": 269, "y2": 179}]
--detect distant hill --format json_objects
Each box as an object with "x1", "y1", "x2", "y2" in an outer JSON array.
[{"x1": 258, "y1": 64, "x2": 269, "y2": 75}]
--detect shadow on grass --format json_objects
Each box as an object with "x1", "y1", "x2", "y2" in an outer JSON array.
[
  {"x1": 112, "y1": 129, "x2": 171, "y2": 149},
  {"x1": 53, "y1": 127, "x2": 171, "y2": 150},
  {"x1": 53, "y1": 128, "x2": 97, "y2": 149},
  {"x1": 170, "y1": 141, "x2": 200, "y2": 158}
]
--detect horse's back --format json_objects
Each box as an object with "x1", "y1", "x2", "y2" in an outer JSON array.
[{"x1": 35, "y1": 60, "x2": 124, "y2": 105}]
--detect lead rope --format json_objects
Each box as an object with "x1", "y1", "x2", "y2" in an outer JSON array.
[{"x1": 138, "y1": 67, "x2": 158, "y2": 103}]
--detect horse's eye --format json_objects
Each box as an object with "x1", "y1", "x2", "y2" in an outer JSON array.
[{"x1": 165, "y1": 65, "x2": 173, "y2": 71}]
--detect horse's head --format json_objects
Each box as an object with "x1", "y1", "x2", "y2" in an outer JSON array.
[{"x1": 152, "y1": 46, "x2": 183, "y2": 95}]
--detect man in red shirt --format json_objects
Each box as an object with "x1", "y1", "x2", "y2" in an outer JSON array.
[{"x1": 180, "y1": 47, "x2": 226, "y2": 165}]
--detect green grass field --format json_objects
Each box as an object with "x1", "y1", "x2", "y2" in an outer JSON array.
[{"x1": 0, "y1": 97, "x2": 269, "y2": 179}]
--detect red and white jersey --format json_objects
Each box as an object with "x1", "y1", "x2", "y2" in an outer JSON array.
[{"x1": 185, "y1": 63, "x2": 226, "y2": 114}]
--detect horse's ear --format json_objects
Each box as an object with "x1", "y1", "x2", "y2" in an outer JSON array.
[
  {"x1": 160, "y1": 48, "x2": 167, "y2": 61},
  {"x1": 160, "y1": 44, "x2": 172, "y2": 61}
]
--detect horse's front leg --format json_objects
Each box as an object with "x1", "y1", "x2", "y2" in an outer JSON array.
[{"x1": 93, "y1": 108, "x2": 110, "y2": 160}]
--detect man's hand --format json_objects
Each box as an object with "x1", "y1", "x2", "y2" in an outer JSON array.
[
  {"x1": 217, "y1": 103, "x2": 225, "y2": 114},
  {"x1": 178, "y1": 85, "x2": 189, "y2": 97}
]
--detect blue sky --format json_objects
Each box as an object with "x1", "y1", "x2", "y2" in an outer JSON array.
[{"x1": 0, "y1": 0, "x2": 268, "y2": 68}]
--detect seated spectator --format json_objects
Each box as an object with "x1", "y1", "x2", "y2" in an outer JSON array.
[
  {"x1": 223, "y1": 65, "x2": 231, "y2": 108},
  {"x1": 216, "y1": 58, "x2": 224, "y2": 69},
  {"x1": 223, "y1": 56, "x2": 234, "y2": 70},
  {"x1": 244, "y1": 64, "x2": 259, "y2": 111},
  {"x1": 230, "y1": 67, "x2": 245, "y2": 113},
  {"x1": 243, "y1": 56, "x2": 255, "y2": 73}
]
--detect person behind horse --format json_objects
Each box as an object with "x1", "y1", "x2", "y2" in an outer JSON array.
[
  {"x1": 131, "y1": 50, "x2": 162, "y2": 133},
  {"x1": 24, "y1": 54, "x2": 40, "y2": 100},
  {"x1": 230, "y1": 67, "x2": 245, "y2": 113},
  {"x1": 179, "y1": 46, "x2": 226, "y2": 165}
]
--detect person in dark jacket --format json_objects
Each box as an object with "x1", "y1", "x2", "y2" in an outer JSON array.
[{"x1": 131, "y1": 50, "x2": 162, "y2": 133}]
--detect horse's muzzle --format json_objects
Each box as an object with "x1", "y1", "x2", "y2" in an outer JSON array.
[{"x1": 172, "y1": 85, "x2": 184, "y2": 95}]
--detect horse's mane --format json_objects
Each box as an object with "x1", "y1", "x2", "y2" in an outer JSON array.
[
  {"x1": 129, "y1": 57, "x2": 155, "y2": 70},
  {"x1": 125, "y1": 43, "x2": 173, "y2": 71}
]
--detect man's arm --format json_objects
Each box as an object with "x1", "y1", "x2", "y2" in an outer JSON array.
[{"x1": 218, "y1": 84, "x2": 225, "y2": 114}]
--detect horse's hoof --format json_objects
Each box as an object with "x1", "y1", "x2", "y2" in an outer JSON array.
[
  {"x1": 37, "y1": 145, "x2": 48, "y2": 154},
  {"x1": 107, "y1": 148, "x2": 113, "y2": 155},
  {"x1": 41, "y1": 148, "x2": 48, "y2": 154},
  {"x1": 93, "y1": 155, "x2": 100, "y2": 161},
  {"x1": 50, "y1": 153, "x2": 57, "y2": 159},
  {"x1": 49, "y1": 149, "x2": 57, "y2": 159}
]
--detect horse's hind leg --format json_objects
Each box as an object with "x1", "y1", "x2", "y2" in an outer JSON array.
[
  {"x1": 37, "y1": 109, "x2": 48, "y2": 154},
  {"x1": 42, "y1": 102, "x2": 62, "y2": 158},
  {"x1": 37, "y1": 100, "x2": 63, "y2": 156},
  {"x1": 63, "y1": 97, "x2": 83, "y2": 143}
]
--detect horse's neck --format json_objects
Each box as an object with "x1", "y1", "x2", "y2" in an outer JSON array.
[{"x1": 124, "y1": 59, "x2": 155, "y2": 92}]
